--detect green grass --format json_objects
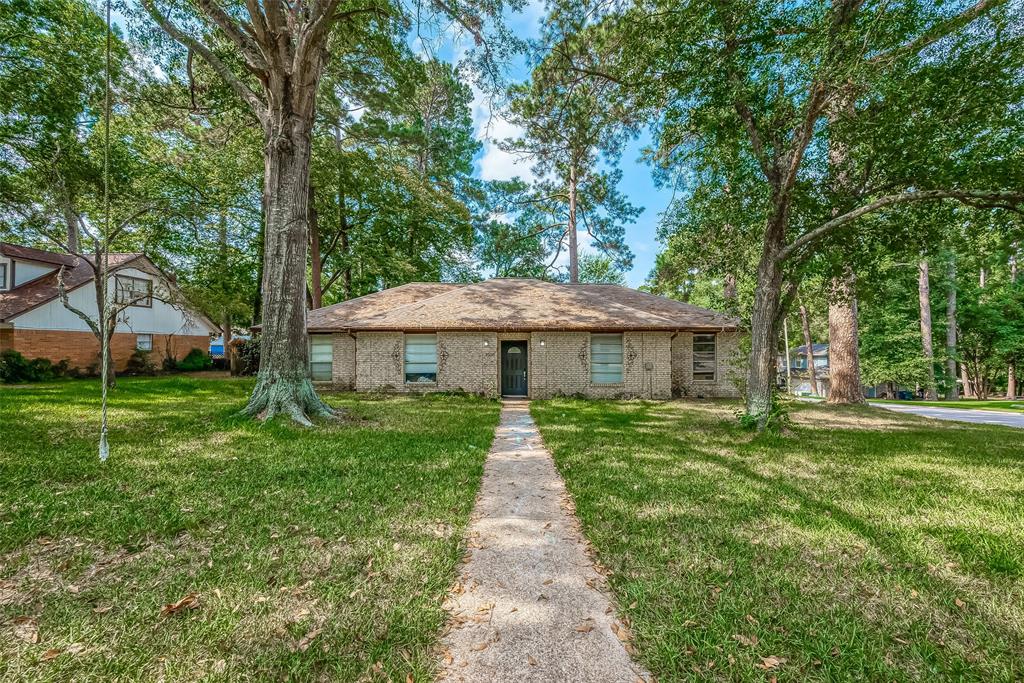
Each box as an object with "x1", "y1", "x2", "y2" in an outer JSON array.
[
  {"x1": 0, "y1": 377, "x2": 500, "y2": 682},
  {"x1": 872, "y1": 398, "x2": 1024, "y2": 412},
  {"x1": 531, "y1": 399, "x2": 1024, "y2": 682}
]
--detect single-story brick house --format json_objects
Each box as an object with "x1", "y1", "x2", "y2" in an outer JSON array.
[
  {"x1": 305, "y1": 278, "x2": 742, "y2": 399},
  {"x1": 0, "y1": 243, "x2": 217, "y2": 372}
]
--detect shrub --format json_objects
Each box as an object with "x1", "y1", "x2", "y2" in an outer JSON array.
[
  {"x1": 232, "y1": 336, "x2": 260, "y2": 376},
  {"x1": 176, "y1": 348, "x2": 212, "y2": 372},
  {"x1": 125, "y1": 349, "x2": 158, "y2": 376},
  {"x1": 0, "y1": 350, "x2": 62, "y2": 383}
]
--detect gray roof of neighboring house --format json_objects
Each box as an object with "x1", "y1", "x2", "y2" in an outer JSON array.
[
  {"x1": 791, "y1": 343, "x2": 829, "y2": 355},
  {"x1": 306, "y1": 279, "x2": 740, "y2": 333}
]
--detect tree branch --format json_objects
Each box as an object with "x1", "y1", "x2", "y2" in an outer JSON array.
[
  {"x1": 142, "y1": 0, "x2": 267, "y2": 122},
  {"x1": 780, "y1": 189, "x2": 1024, "y2": 262},
  {"x1": 870, "y1": 0, "x2": 1006, "y2": 65},
  {"x1": 194, "y1": 0, "x2": 269, "y2": 73}
]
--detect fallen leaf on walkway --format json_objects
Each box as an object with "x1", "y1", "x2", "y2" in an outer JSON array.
[
  {"x1": 575, "y1": 619, "x2": 595, "y2": 633},
  {"x1": 471, "y1": 641, "x2": 489, "y2": 652},
  {"x1": 442, "y1": 650, "x2": 454, "y2": 665},
  {"x1": 160, "y1": 593, "x2": 199, "y2": 616},
  {"x1": 612, "y1": 622, "x2": 633, "y2": 642},
  {"x1": 527, "y1": 655, "x2": 538, "y2": 666},
  {"x1": 477, "y1": 602, "x2": 494, "y2": 612},
  {"x1": 756, "y1": 656, "x2": 786, "y2": 670},
  {"x1": 543, "y1": 579, "x2": 553, "y2": 585}
]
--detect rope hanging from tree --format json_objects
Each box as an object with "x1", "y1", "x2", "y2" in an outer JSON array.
[{"x1": 98, "y1": 0, "x2": 112, "y2": 462}]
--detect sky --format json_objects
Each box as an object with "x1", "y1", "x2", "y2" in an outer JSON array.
[{"x1": 451, "y1": 3, "x2": 674, "y2": 287}]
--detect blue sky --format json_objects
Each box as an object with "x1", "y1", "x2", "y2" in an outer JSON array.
[{"x1": 455, "y1": 3, "x2": 673, "y2": 287}]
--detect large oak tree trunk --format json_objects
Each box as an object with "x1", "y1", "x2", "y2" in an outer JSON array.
[
  {"x1": 309, "y1": 184, "x2": 323, "y2": 310},
  {"x1": 799, "y1": 302, "x2": 819, "y2": 396},
  {"x1": 827, "y1": 271, "x2": 864, "y2": 404},
  {"x1": 746, "y1": 234, "x2": 785, "y2": 424},
  {"x1": 824, "y1": 88, "x2": 865, "y2": 405},
  {"x1": 242, "y1": 112, "x2": 334, "y2": 425},
  {"x1": 918, "y1": 259, "x2": 937, "y2": 399},
  {"x1": 945, "y1": 256, "x2": 959, "y2": 400}
]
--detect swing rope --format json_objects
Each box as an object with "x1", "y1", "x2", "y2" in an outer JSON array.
[{"x1": 98, "y1": 0, "x2": 112, "y2": 462}]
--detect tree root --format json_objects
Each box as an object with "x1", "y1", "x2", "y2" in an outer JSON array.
[{"x1": 241, "y1": 374, "x2": 338, "y2": 426}]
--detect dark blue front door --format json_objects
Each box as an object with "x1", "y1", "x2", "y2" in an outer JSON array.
[{"x1": 501, "y1": 341, "x2": 528, "y2": 396}]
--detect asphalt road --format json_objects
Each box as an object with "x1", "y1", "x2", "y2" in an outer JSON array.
[{"x1": 870, "y1": 402, "x2": 1024, "y2": 429}]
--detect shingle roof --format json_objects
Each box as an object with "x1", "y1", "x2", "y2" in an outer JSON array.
[
  {"x1": 0, "y1": 248, "x2": 143, "y2": 322},
  {"x1": 307, "y1": 279, "x2": 739, "y2": 332},
  {"x1": 0, "y1": 242, "x2": 77, "y2": 267}
]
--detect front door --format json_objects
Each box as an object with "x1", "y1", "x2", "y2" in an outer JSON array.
[{"x1": 501, "y1": 341, "x2": 528, "y2": 396}]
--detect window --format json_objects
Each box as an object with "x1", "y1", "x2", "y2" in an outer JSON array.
[
  {"x1": 310, "y1": 336, "x2": 333, "y2": 381},
  {"x1": 693, "y1": 334, "x2": 716, "y2": 381},
  {"x1": 404, "y1": 333, "x2": 437, "y2": 383},
  {"x1": 115, "y1": 275, "x2": 152, "y2": 307},
  {"x1": 136, "y1": 334, "x2": 153, "y2": 352},
  {"x1": 591, "y1": 333, "x2": 623, "y2": 384},
  {"x1": 0, "y1": 263, "x2": 7, "y2": 290}
]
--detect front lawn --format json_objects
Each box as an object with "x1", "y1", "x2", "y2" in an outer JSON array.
[
  {"x1": 532, "y1": 399, "x2": 1024, "y2": 682},
  {"x1": 0, "y1": 377, "x2": 499, "y2": 682},
  {"x1": 872, "y1": 398, "x2": 1024, "y2": 412}
]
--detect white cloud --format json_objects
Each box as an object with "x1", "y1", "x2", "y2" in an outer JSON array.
[{"x1": 471, "y1": 89, "x2": 534, "y2": 182}]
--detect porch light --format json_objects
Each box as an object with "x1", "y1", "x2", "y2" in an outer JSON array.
[
  {"x1": 539, "y1": 340, "x2": 545, "y2": 346},
  {"x1": 483, "y1": 340, "x2": 489, "y2": 346}
]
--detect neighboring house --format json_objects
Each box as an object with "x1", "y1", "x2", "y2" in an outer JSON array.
[
  {"x1": 779, "y1": 342, "x2": 831, "y2": 396},
  {"x1": 304, "y1": 278, "x2": 742, "y2": 399},
  {"x1": 0, "y1": 243, "x2": 217, "y2": 372}
]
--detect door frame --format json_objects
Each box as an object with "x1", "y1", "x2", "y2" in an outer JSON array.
[{"x1": 499, "y1": 339, "x2": 529, "y2": 397}]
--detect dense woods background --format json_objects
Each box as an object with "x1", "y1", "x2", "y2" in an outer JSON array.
[{"x1": 1, "y1": 0, "x2": 1021, "y2": 424}]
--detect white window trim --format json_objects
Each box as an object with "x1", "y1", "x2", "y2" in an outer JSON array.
[
  {"x1": 692, "y1": 333, "x2": 717, "y2": 382},
  {"x1": 590, "y1": 333, "x2": 625, "y2": 386},
  {"x1": 136, "y1": 334, "x2": 153, "y2": 352},
  {"x1": 115, "y1": 274, "x2": 153, "y2": 307},
  {"x1": 0, "y1": 263, "x2": 7, "y2": 291}
]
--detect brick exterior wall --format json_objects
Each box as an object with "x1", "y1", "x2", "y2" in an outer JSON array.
[
  {"x1": 0, "y1": 327, "x2": 12, "y2": 354},
  {"x1": 7, "y1": 328, "x2": 209, "y2": 372},
  {"x1": 330, "y1": 329, "x2": 712, "y2": 399},
  {"x1": 527, "y1": 331, "x2": 672, "y2": 399},
  {"x1": 437, "y1": 331, "x2": 499, "y2": 395},
  {"x1": 671, "y1": 330, "x2": 742, "y2": 398},
  {"x1": 330, "y1": 334, "x2": 356, "y2": 390},
  {"x1": 354, "y1": 332, "x2": 404, "y2": 391}
]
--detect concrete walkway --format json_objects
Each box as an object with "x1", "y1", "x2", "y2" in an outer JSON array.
[
  {"x1": 870, "y1": 402, "x2": 1024, "y2": 429},
  {"x1": 437, "y1": 401, "x2": 649, "y2": 683}
]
